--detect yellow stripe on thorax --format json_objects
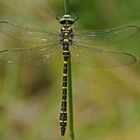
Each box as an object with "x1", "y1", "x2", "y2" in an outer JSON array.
[
  {"x1": 64, "y1": 38, "x2": 69, "y2": 42},
  {"x1": 68, "y1": 27, "x2": 72, "y2": 30}
]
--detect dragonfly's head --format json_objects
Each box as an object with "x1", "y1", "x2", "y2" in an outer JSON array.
[{"x1": 56, "y1": 15, "x2": 79, "y2": 25}]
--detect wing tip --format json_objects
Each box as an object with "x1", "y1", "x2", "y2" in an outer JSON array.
[{"x1": 123, "y1": 52, "x2": 137, "y2": 63}]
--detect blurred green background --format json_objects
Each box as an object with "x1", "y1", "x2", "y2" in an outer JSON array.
[{"x1": 0, "y1": 0, "x2": 140, "y2": 140}]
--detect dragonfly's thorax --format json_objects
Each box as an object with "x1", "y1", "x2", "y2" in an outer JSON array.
[{"x1": 60, "y1": 25, "x2": 74, "y2": 47}]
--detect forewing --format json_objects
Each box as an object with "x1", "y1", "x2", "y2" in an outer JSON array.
[
  {"x1": 74, "y1": 25, "x2": 140, "y2": 45},
  {"x1": 71, "y1": 44, "x2": 137, "y2": 68},
  {"x1": 0, "y1": 21, "x2": 59, "y2": 45},
  {"x1": 0, "y1": 44, "x2": 62, "y2": 66}
]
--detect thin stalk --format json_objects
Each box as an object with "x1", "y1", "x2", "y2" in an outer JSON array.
[
  {"x1": 68, "y1": 52, "x2": 75, "y2": 140},
  {"x1": 64, "y1": 0, "x2": 69, "y2": 15},
  {"x1": 64, "y1": 0, "x2": 75, "y2": 139}
]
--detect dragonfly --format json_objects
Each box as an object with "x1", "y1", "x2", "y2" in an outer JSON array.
[{"x1": 0, "y1": 15, "x2": 140, "y2": 136}]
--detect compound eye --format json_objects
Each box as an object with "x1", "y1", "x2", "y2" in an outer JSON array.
[
  {"x1": 68, "y1": 20, "x2": 74, "y2": 24},
  {"x1": 60, "y1": 20, "x2": 66, "y2": 24}
]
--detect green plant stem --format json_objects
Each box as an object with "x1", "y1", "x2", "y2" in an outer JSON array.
[
  {"x1": 64, "y1": 0, "x2": 75, "y2": 139},
  {"x1": 68, "y1": 52, "x2": 75, "y2": 140},
  {"x1": 64, "y1": 0, "x2": 69, "y2": 14}
]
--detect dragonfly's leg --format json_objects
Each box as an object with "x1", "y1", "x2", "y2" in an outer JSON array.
[{"x1": 56, "y1": 14, "x2": 60, "y2": 21}]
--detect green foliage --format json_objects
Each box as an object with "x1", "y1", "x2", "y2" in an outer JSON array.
[{"x1": 0, "y1": 0, "x2": 140, "y2": 140}]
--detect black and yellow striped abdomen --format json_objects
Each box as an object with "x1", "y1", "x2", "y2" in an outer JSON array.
[
  {"x1": 60, "y1": 49, "x2": 69, "y2": 136},
  {"x1": 59, "y1": 23, "x2": 73, "y2": 136}
]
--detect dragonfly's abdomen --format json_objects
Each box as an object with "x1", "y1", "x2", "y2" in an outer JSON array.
[{"x1": 60, "y1": 48, "x2": 69, "y2": 136}]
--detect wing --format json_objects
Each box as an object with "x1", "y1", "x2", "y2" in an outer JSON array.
[
  {"x1": 71, "y1": 44, "x2": 137, "y2": 68},
  {"x1": 0, "y1": 43, "x2": 62, "y2": 66},
  {"x1": 74, "y1": 25, "x2": 140, "y2": 46},
  {"x1": 0, "y1": 21, "x2": 59, "y2": 45}
]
